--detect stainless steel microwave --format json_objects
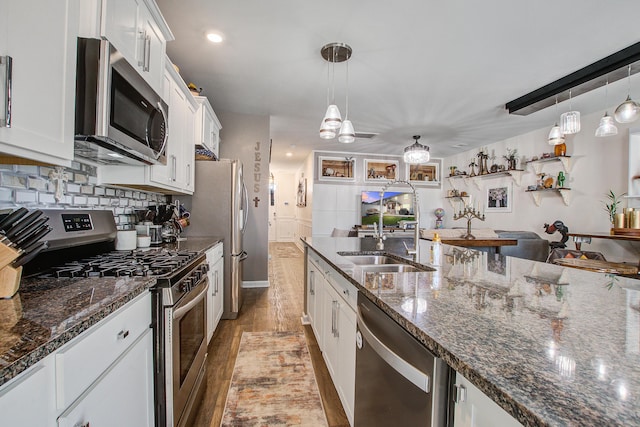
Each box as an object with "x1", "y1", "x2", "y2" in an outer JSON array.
[{"x1": 74, "y1": 37, "x2": 168, "y2": 166}]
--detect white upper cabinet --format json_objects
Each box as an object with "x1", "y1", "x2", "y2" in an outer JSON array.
[
  {"x1": 101, "y1": 0, "x2": 172, "y2": 94},
  {"x1": 194, "y1": 96, "x2": 222, "y2": 158},
  {"x1": 0, "y1": 0, "x2": 79, "y2": 166}
]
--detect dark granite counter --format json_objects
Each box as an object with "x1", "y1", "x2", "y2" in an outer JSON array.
[
  {"x1": 303, "y1": 236, "x2": 640, "y2": 427},
  {"x1": 0, "y1": 236, "x2": 222, "y2": 387}
]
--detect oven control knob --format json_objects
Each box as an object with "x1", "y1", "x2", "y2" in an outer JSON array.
[
  {"x1": 201, "y1": 264, "x2": 210, "y2": 273},
  {"x1": 181, "y1": 278, "x2": 193, "y2": 292}
]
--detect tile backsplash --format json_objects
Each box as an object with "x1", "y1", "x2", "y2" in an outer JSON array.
[{"x1": 0, "y1": 161, "x2": 168, "y2": 230}]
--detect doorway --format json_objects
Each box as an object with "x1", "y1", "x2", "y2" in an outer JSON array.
[{"x1": 268, "y1": 171, "x2": 296, "y2": 242}]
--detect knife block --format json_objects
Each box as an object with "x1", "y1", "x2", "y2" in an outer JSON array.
[
  {"x1": 0, "y1": 265, "x2": 22, "y2": 299},
  {"x1": 0, "y1": 242, "x2": 21, "y2": 298}
]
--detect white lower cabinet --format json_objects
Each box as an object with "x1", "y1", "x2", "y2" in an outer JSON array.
[
  {"x1": 307, "y1": 250, "x2": 356, "y2": 426},
  {"x1": 0, "y1": 291, "x2": 153, "y2": 427},
  {"x1": 0, "y1": 354, "x2": 56, "y2": 427},
  {"x1": 206, "y1": 242, "x2": 224, "y2": 342},
  {"x1": 57, "y1": 329, "x2": 154, "y2": 427},
  {"x1": 454, "y1": 372, "x2": 522, "y2": 427},
  {"x1": 306, "y1": 255, "x2": 324, "y2": 347}
]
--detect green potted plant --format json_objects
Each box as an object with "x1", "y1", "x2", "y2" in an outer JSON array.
[{"x1": 603, "y1": 190, "x2": 626, "y2": 230}]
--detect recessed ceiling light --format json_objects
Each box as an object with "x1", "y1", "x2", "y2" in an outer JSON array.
[
  {"x1": 206, "y1": 33, "x2": 223, "y2": 43},
  {"x1": 285, "y1": 152, "x2": 293, "y2": 157}
]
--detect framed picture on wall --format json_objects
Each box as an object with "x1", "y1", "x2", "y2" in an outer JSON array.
[
  {"x1": 486, "y1": 182, "x2": 512, "y2": 213},
  {"x1": 296, "y1": 178, "x2": 307, "y2": 207},
  {"x1": 318, "y1": 156, "x2": 356, "y2": 181},
  {"x1": 406, "y1": 160, "x2": 441, "y2": 187},
  {"x1": 365, "y1": 159, "x2": 399, "y2": 181}
]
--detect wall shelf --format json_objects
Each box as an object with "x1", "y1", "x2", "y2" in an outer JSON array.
[
  {"x1": 526, "y1": 188, "x2": 571, "y2": 206},
  {"x1": 527, "y1": 156, "x2": 571, "y2": 174},
  {"x1": 464, "y1": 170, "x2": 525, "y2": 189}
]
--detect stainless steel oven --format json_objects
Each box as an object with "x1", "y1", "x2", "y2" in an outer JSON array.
[{"x1": 164, "y1": 272, "x2": 209, "y2": 427}]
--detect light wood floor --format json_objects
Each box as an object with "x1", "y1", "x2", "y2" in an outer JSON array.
[{"x1": 191, "y1": 242, "x2": 350, "y2": 427}]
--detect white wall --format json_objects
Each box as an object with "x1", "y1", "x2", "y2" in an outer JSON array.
[
  {"x1": 444, "y1": 107, "x2": 640, "y2": 263},
  {"x1": 293, "y1": 154, "x2": 314, "y2": 249},
  {"x1": 310, "y1": 151, "x2": 445, "y2": 236}
]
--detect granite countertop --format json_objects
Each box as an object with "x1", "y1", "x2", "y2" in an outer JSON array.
[
  {"x1": 0, "y1": 236, "x2": 222, "y2": 387},
  {"x1": 303, "y1": 236, "x2": 640, "y2": 427}
]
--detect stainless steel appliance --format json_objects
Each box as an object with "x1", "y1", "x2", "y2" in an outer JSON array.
[
  {"x1": 75, "y1": 37, "x2": 168, "y2": 166},
  {"x1": 22, "y1": 209, "x2": 209, "y2": 427},
  {"x1": 182, "y1": 159, "x2": 248, "y2": 319},
  {"x1": 354, "y1": 293, "x2": 452, "y2": 426}
]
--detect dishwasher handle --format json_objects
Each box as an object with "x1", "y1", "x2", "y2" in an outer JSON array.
[{"x1": 357, "y1": 306, "x2": 431, "y2": 393}]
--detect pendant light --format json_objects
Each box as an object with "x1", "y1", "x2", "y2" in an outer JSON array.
[
  {"x1": 548, "y1": 96, "x2": 565, "y2": 145},
  {"x1": 595, "y1": 79, "x2": 618, "y2": 137},
  {"x1": 319, "y1": 43, "x2": 352, "y2": 136},
  {"x1": 338, "y1": 47, "x2": 355, "y2": 143},
  {"x1": 560, "y1": 89, "x2": 580, "y2": 134},
  {"x1": 403, "y1": 135, "x2": 430, "y2": 164},
  {"x1": 614, "y1": 65, "x2": 640, "y2": 124}
]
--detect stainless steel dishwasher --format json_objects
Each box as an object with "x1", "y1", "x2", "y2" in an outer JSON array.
[{"x1": 354, "y1": 293, "x2": 452, "y2": 426}]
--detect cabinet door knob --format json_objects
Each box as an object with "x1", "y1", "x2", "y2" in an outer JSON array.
[{"x1": 117, "y1": 330, "x2": 130, "y2": 340}]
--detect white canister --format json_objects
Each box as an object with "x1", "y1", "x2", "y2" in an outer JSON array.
[
  {"x1": 115, "y1": 230, "x2": 137, "y2": 250},
  {"x1": 137, "y1": 235, "x2": 151, "y2": 248}
]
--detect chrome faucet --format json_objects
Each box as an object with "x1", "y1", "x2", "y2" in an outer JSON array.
[{"x1": 378, "y1": 180, "x2": 420, "y2": 261}]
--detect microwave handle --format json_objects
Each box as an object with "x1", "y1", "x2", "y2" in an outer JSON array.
[{"x1": 155, "y1": 101, "x2": 169, "y2": 160}]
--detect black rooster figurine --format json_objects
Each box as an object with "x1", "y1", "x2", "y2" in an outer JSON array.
[{"x1": 544, "y1": 220, "x2": 569, "y2": 249}]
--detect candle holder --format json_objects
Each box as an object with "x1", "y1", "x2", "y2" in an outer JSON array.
[{"x1": 453, "y1": 205, "x2": 485, "y2": 240}]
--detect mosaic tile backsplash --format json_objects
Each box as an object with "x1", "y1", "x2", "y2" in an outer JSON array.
[{"x1": 0, "y1": 161, "x2": 168, "y2": 230}]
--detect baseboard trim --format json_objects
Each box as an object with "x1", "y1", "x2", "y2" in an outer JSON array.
[
  {"x1": 242, "y1": 280, "x2": 270, "y2": 288},
  {"x1": 301, "y1": 313, "x2": 311, "y2": 325}
]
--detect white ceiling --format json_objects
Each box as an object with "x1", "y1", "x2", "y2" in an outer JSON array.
[{"x1": 155, "y1": 0, "x2": 640, "y2": 171}]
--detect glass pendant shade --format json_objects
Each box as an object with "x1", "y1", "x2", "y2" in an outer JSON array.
[
  {"x1": 319, "y1": 120, "x2": 336, "y2": 139},
  {"x1": 338, "y1": 120, "x2": 355, "y2": 143},
  {"x1": 403, "y1": 136, "x2": 430, "y2": 164},
  {"x1": 323, "y1": 104, "x2": 342, "y2": 129},
  {"x1": 595, "y1": 113, "x2": 618, "y2": 137},
  {"x1": 548, "y1": 124, "x2": 565, "y2": 145},
  {"x1": 560, "y1": 111, "x2": 580, "y2": 134},
  {"x1": 614, "y1": 95, "x2": 640, "y2": 123}
]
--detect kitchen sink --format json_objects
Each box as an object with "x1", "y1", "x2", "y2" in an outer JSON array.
[
  {"x1": 340, "y1": 255, "x2": 405, "y2": 265},
  {"x1": 359, "y1": 264, "x2": 432, "y2": 273}
]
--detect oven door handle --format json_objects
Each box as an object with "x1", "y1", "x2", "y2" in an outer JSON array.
[{"x1": 173, "y1": 279, "x2": 209, "y2": 321}]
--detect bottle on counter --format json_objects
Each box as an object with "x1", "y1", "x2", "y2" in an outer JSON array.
[{"x1": 430, "y1": 232, "x2": 442, "y2": 265}]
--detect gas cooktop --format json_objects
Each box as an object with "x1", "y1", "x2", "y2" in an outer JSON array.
[{"x1": 37, "y1": 248, "x2": 200, "y2": 279}]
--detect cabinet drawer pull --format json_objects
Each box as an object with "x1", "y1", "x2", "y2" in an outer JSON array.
[
  {"x1": 74, "y1": 422, "x2": 90, "y2": 427},
  {"x1": 117, "y1": 329, "x2": 130, "y2": 340},
  {"x1": 343, "y1": 288, "x2": 349, "y2": 296},
  {"x1": 0, "y1": 55, "x2": 12, "y2": 128}
]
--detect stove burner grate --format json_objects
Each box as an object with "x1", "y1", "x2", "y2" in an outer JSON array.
[{"x1": 43, "y1": 249, "x2": 200, "y2": 279}]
